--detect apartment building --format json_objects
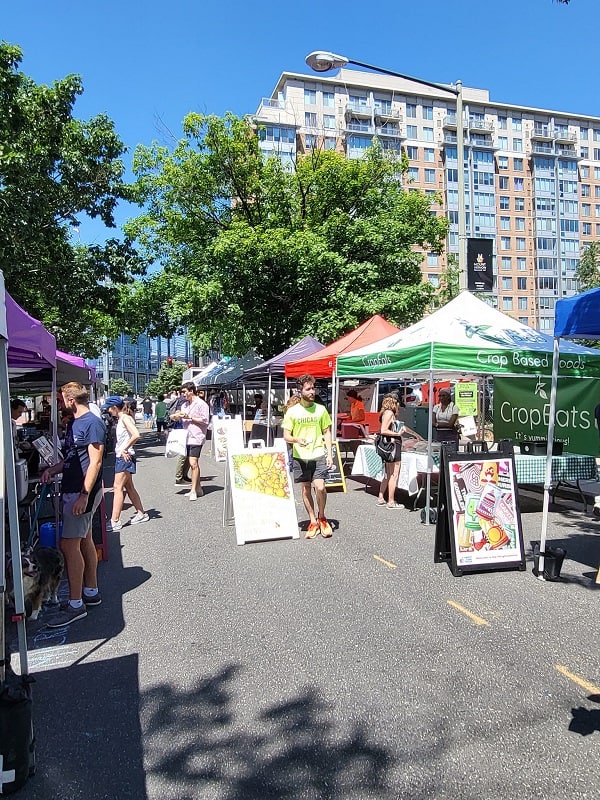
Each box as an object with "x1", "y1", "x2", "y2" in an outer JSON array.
[{"x1": 252, "y1": 67, "x2": 600, "y2": 331}]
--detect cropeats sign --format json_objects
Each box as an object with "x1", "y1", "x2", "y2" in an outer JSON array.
[{"x1": 493, "y1": 376, "x2": 600, "y2": 455}]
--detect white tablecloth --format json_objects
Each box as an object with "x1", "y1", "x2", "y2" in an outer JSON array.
[{"x1": 351, "y1": 445, "x2": 439, "y2": 495}]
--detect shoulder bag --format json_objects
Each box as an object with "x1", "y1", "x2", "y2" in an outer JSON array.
[{"x1": 374, "y1": 433, "x2": 396, "y2": 463}]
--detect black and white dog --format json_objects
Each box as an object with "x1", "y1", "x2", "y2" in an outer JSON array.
[{"x1": 7, "y1": 547, "x2": 64, "y2": 620}]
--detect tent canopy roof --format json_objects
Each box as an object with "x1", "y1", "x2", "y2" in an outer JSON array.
[
  {"x1": 554, "y1": 287, "x2": 600, "y2": 339},
  {"x1": 6, "y1": 292, "x2": 56, "y2": 369},
  {"x1": 243, "y1": 336, "x2": 324, "y2": 382},
  {"x1": 337, "y1": 292, "x2": 600, "y2": 379},
  {"x1": 285, "y1": 315, "x2": 400, "y2": 379}
]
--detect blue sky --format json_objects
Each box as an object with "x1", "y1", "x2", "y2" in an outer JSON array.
[{"x1": 3, "y1": 0, "x2": 598, "y2": 243}]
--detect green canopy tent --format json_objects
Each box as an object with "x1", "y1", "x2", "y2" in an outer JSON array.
[{"x1": 337, "y1": 292, "x2": 600, "y2": 525}]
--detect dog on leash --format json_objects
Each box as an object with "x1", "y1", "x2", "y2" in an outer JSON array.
[{"x1": 7, "y1": 547, "x2": 65, "y2": 620}]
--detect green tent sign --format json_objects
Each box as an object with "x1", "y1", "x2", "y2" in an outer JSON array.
[{"x1": 493, "y1": 376, "x2": 600, "y2": 455}]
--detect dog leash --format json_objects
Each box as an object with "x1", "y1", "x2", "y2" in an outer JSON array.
[{"x1": 25, "y1": 482, "x2": 50, "y2": 549}]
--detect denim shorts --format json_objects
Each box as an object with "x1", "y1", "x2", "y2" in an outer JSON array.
[{"x1": 115, "y1": 454, "x2": 137, "y2": 474}]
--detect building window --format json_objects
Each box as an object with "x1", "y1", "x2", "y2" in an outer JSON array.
[
  {"x1": 305, "y1": 134, "x2": 316, "y2": 149},
  {"x1": 501, "y1": 257, "x2": 512, "y2": 270},
  {"x1": 422, "y1": 105, "x2": 433, "y2": 120},
  {"x1": 581, "y1": 184, "x2": 591, "y2": 197},
  {"x1": 408, "y1": 166, "x2": 419, "y2": 182},
  {"x1": 498, "y1": 115, "x2": 508, "y2": 129},
  {"x1": 502, "y1": 297, "x2": 514, "y2": 311},
  {"x1": 517, "y1": 257, "x2": 526, "y2": 271},
  {"x1": 596, "y1": 205, "x2": 600, "y2": 217},
  {"x1": 501, "y1": 236, "x2": 511, "y2": 250},
  {"x1": 499, "y1": 176, "x2": 509, "y2": 190},
  {"x1": 514, "y1": 158, "x2": 523, "y2": 171},
  {"x1": 322, "y1": 91, "x2": 335, "y2": 107},
  {"x1": 515, "y1": 217, "x2": 525, "y2": 231},
  {"x1": 406, "y1": 145, "x2": 418, "y2": 159},
  {"x1": 407, "y1": 125, "x2": 418, "y2": 139},
  {"x1": 427, "y1": 273, "x2": 440, "y2": 287},
  {"x1": 513, "y1": 138, "x2": 523, "y2": 152},
  {"x1": 500, "y1": 196, "x2": 510, "y2": 210},
  {"x1": 517, "y1": 278, "x2": 527, "y2": 290},
  {"x1": 498, "y1": 156, "x2": 509, "y2": 169},
  {"x1": 583, "y1": 222, "x2": 592, "y2": 235},
  {"x1": 580, "y1": 126, "x2": 589, "y2": 139},
  {"x1": 515, "y1": 197, "x2": 525, "y2": 211},
  {"x1": 324, "y1": 137, "x2": 336, "y2": 151},
  {"x1": 511, "y1": 118, "x2": 522, "y2": 131},
  {"x1": 581, "y1": 147, "x2": 589, "y2": 159},
  {"x1": 423, "y1": 127, "x2": 434, "y2": 141},
  {"x1": 594, "y1": 129, "x2": 600, "y2": 141},
  {"x1": 502, "y1": 276, "x2": 513, "y2": 290},
  {"x1": 427, "y1": 253, "x2": 438, "y2": 266},
  {"x1": 498, "y1": 136, "x2": 508, "y2": 150},
  {"x1": 305, "y1": 112, "x2": 317, "y2": 127},
  {"x1": 304, "y1": 89, "x2": 316, "y2": 105},
  {"x1": 501, "y1": 216, "x2": 510, "y2": 230},
  {"x1": 516, "y1": 237, "x2": 526, "y2": 251},
  {"x1": 582, "y1": 203, "x2": 591, "y2": 216},
  {"x1": 580, "y1": 165, "x2": 590, "y2": 178},
  {"x1": 424, "y1": 148, "x2": 435, "y2": 162},
  {"x1": 514, "y1": 177, "x2": 524, "y2": 191},
  {"x1": 323, "y1": 114, "x2": 336, "y2": 129},
  {"x1": 406, "y1": 103, "x2": 417, "y2": 118},
  {"x1": 425, "y1": 168, "x2": 436, "y2": 183}
]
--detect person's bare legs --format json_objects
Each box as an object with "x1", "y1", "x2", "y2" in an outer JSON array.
[
  {"x1": 301, "y1": 482, "x2": 317, "y2": 523},
  {"x1": 60, "y1": 538, "x2": 84, "y2": 602},
  {"x1": 378, "y1": 464, "x2": 392, "y2": 504},
  {"x1": 122, "y1": 473, "x2": 144, "y2": 514},
  {"x1": 81, "y1": 526, "x2": 98, "y2": 591},
  {"x1": 188, "y1": 455, "x2": 200, "y2": 495},
  {"x1": 314, "y1": 478, "x2": 327, "y2": 518},
  {"x1": 111, "y1": 471, "x2": 127, "y2": 522},
  {"x1": 387, "y1": 461, "x2": 401, "y2": 505}
]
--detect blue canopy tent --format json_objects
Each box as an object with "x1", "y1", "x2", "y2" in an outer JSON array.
[{"x1": 540, "y1": 287, "x2": 600, "y2": 581}]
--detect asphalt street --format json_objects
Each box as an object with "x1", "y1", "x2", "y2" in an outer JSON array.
[{"x1": 11, "y1": 426, "x2": 600, "y2": 800}]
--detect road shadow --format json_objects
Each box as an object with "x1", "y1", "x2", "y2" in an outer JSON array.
[
  {"x1": 569, "y1": 694, "x2": 600, "y2": 737},
  {"x1": 142, "y1": 663, "x2": 394, "y2": 799}
]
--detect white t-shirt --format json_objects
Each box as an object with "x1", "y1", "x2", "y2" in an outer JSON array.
[{"x1": 433, "y1": 402, "x2": 459, "y2": 424}]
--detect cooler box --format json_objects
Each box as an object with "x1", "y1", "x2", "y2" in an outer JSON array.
[
  {"x1": 15, "y1": 458, "x2": 29, "y2": 502},
  {"x1": 518, "y1": 440, "x2": 563, "y2": 456}
]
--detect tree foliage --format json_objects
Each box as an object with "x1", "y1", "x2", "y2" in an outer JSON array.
[
  {"x1": 576, "y1": 241, "x2": 600, "y2": 291},
  {"x1": 126, "y1": 113, "x2": 449, "y2": 358},
  {"x1": 0, "y1": 42, "x2": 147, "y2": 356},
  {"x1": 145, "y1": 360, "x2": 187, "y2": 396},
  {"x1": 109, "y1": 377, "x2": 133, "y2": 396}
]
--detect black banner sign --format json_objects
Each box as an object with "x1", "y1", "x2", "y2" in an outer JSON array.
[{"x1": 467, "y1": 238, "x2": 494, "y2": 293}]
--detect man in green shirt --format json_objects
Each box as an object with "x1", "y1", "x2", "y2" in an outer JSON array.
[{"x1": 282, "y1": 374, "x2": 334, "y2": 539}]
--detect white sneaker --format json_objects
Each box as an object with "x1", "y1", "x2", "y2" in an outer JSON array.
[
  {"x1": 106, "y1": 519, "x2": 123, "y2": 532},
  {"x1": 129, "y1": 512, "x2": 149, "y2": 525},
  {"x1": 185, "y1": 491, "x2": 198, "y2": 501}
]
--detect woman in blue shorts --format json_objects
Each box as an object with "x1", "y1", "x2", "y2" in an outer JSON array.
[{"x1": 104, "y1": 396, "x2": 149, "y2": 531}]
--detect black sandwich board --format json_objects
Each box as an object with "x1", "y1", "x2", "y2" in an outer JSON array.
[
  {"x1": 434, "y1": 446, "x2": 526, "y2": 576},
  {"x1": 325, "y1": 441, "x2": 347, "y2": 491}
]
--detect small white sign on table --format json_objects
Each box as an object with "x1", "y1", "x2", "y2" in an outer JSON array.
[{"x1": 226, "y1": 442, "x2": 299, "y2": 545}]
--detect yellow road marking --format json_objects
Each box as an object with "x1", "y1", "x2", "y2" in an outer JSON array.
[
  {"x1": 447, "y1": 600, "x2": 489, "y2": 626},
  {"x1": 555, "y1": 664, "x2": 600, "y2": 695},
  {"x1": 373, "y1": 554, "x2": 397, "y2": 570}
]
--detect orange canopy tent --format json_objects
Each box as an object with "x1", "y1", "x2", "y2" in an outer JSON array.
[{"x1": 285, "y1": 315, "x2": 401, "y2": 379}]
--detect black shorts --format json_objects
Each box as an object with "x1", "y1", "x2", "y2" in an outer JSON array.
[
  {"x1": 186, "y1": 444, "x2": 203, "y2": 458},
  {"x1": 293, "y1": 455, "x2": 329, "y2": 484}
]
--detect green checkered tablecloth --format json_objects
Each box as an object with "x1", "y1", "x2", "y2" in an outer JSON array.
[{"x1": 514, "y1": 454, "x2": 599, "y2": 484}]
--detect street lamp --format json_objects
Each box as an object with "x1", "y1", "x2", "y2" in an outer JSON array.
[{"x1": 305, "y1": 51, "x2": 467, "y2": 291}]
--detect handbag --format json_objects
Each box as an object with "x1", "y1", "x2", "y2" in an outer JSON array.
[
  {"x1": 165, "y1": 428, "x2": 188, "y2": 458},
  {"x1": 374, "y1": 433, "x2": 396, "y2": 463}
]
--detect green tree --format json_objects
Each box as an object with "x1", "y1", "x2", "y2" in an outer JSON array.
[
  {"x1": 109, "y1": 378, "x2": 132, "y2": 396},
  {"x1": 576, "y1": 241, "x2": 600, "y2": 291},
  {"x1": 146, "y1": 360, "x2": 187, "y2": 396},
  {"x1": 432, "y1": 254, "x2": 460, "y2": 308},
  {"x1": 126, "y1": 113, "x2": 449, "y2": 358},
  {"x1": 0, "y1": 42, "x2": 147, "y2": 356}
]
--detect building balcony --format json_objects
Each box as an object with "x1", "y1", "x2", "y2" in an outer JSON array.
[
  {"x1": 345, "y1": 102, "x2": 374, "y2": 118},
  {"x1": 443, "y1": 132, "x2": 458, "y2": 145},
  {"x1": 468, "y1": 117, "x2": 494, "y2": 133},
  {"x1": 443, "y1": 114, "x2": 458, "y2": 129},
  {"x1": 374, "y1": 107, "x2": 403, "y2": 123},
  {"x1": 345, "y1": 121, "x2": 375, "y2": 134},
  {"x1": 375, "y1": 125, "x2": 403, "y2": 138},
  {"x1": 553, "y1": 129, "x2": 577, "y2": 144},
  {"x1": 253, "y1": 98, "x2": 296, "y2": 125},
  {"x1": 532, "y1": 142, "x2": 555, "y2": 155},
  {"x1": 532, "y1": 124, "x2": 553, "y2": 140},
  {"x1": 556, "y1": 145, "x2": 580, "y2": 159},
  {"x1": 469, "y1": 135, "x2": 495, "y2": 149}
]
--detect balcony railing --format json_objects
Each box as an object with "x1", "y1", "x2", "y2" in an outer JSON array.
[
  {"x1": 468, "y1": 117, "x2": 494, "y2": 132},
  {"x1": 375, "y1": 125, "x2": 403, "y2": 138},
  {"x1": 469, "y1": 135, "x2": 495, "y2": 148},
  {"x1": 553, "y1": 129, "x2": 577, "y2": 144},
  {"x1": 345, "y1": 102, "x2": 374, "y2": 118},
  {"x1": 532, "y1": 125, "x2": 553, "y2": 140},
  {"x1": 345, "y1": 121, "x2": 375, "y2": 134},
  {"x1": 374, "y1": 107, "x2": 403, "y2": 122}
]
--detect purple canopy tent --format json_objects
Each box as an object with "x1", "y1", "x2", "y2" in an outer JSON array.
[
  {"x1": 241, "y1": 336, "x2": 324, "y2": 427},
  {"x1": 6, "y1": 291, "x2": 56, "y2": 371}
]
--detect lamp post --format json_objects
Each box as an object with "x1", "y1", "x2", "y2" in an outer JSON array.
[{"x1": 305, "y1": 51, "x2": 467, "y2": 292}]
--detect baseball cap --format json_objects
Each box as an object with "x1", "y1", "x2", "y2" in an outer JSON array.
[{"x1": 101, "y1": 395, "x2": 124, "y2": 410}]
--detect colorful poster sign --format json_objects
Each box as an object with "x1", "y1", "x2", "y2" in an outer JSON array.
[
  {"x1": 493, "y1": 376, "x2": 600, "y2": 455},
  {"x1": 228, "y1": 446, "x2": 299, "y2": 545},
  {"x1": 435, "y1": 450, "x2": 525, "y2": 575},
  {"x1": 467, "y1": 237, "x2": 494, "y2": 293},
  {"x1": 454, "y1": 382, "x2": 478, "y2": 417}
]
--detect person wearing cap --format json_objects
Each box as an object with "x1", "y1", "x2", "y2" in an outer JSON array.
[
  {"x1": 433, "y1": 389, "x2": 460, "y2": 444},
  {"x1": 103, "y1": 396, "x2": 149, "y2": 531},
  {"x1": 41, "y1": 382, "x2": 106, "y2": 627}
]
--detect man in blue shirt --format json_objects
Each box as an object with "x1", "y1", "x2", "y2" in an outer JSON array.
[{"x1": 41, "y1": 382, "x2": 106, "y2": 627}]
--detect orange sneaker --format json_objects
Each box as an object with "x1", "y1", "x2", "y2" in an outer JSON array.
[
  {"x1": 305, "y1": 521, "x2": 320, "y2": 539},
  {"x1": 318, "y1": 517, "x2": 333, "y2": 538}
]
